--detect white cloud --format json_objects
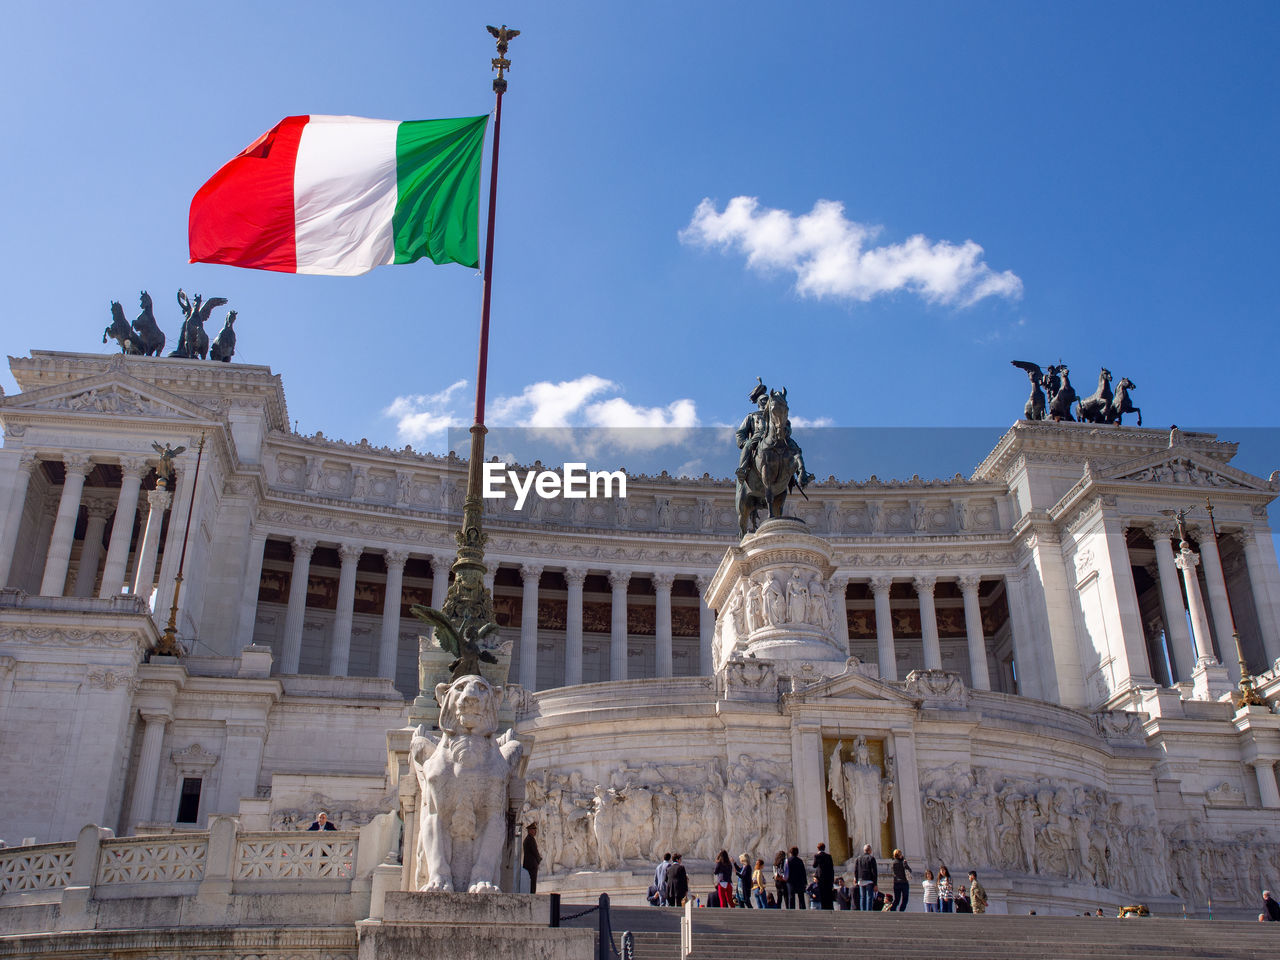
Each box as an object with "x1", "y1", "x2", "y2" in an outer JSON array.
[
  {"x1": 383, "y1": 379, "x2": 468, "y2": 446},
  {"x1": 383, "y1": 374, "x2": 701, "y2": 455},
  {"x1": 680, "y1": 197, "x2": 1022, "y2": 307},
  {"x1": 789, "y1": 415, "x2": 836, "y2": 428},
  {"x1": 490, "y1": 375, "x2": 617, "y2": 428}
]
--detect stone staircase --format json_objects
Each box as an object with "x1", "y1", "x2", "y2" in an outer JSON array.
[{"x1": 564, "y1": 904, "x2": 1279, "y2": 960}]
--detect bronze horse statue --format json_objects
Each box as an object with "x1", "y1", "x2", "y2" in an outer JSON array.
[
  {"x1": 1046, "y1": 365, "x2": 1077, "y2": 421},
  {"x1": 1109, "y1": 377, "x2": 1141, "y2": 425},
  {"x1": 736, "y1": 387, "x2": 809, "y2": 538},
  {"x1": 171, "y1": 290, "x2": 227, "y2": 359},
  {"x1": 103, "y1": 301, "x2": 143, "y2": 355},
  {"x1": 131, "y1": 291, "x2": 166, "y2": 356},
  {"x1": 1076, "y1": 367, "x2": 1113, "y2": 423}
]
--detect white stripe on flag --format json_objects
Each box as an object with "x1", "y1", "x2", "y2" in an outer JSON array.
[{"x1": 294, "y1": 116, "x2": 400, "y2": 276}]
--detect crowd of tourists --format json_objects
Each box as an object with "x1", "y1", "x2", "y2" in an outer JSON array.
[{"x1": 644, "y1": 844, "x2": 987, "y2": 914}]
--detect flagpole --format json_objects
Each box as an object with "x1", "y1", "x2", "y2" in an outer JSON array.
[{"x1": 410, "y1": 24, "x2": 519, "y2": 723}]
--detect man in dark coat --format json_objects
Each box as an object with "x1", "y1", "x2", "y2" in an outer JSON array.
[
  {"x1": 1264, "y1": 889, "x2": 1280, "y2": 921},
  {"x1": 667, "y1": 853, "x2": 689, "y2": 906},
  {"x1": 785, "y1": 846, "x2": 807, "y2": 910},
  {"x1": 307, "y1": 811, "x2": 336, "y2": 831},
  {"x1": 522, "y1": 823, "x2": 543, "y2": 893},
  {"x1": 812, "y1": 842, "x2": 836, "y2": 909},
  {"x1": 853, "y1": 843, "x2": 878, "y2": 912}
]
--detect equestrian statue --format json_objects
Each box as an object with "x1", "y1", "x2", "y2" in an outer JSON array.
[
  {"x1": 103, "y1": 301, "x2": 144, "y2": 355},
  {"x1": 734, "y1": 378, "x2": 814, "y2": 539}
]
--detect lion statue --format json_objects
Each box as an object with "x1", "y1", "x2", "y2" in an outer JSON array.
[{"x1": 409, "y1": 674, "x2": 522, "y2": 893}]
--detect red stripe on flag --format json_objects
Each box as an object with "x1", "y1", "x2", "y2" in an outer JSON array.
[{"x1": 189, "y1": 116, "x2": 309, "y2": 272}]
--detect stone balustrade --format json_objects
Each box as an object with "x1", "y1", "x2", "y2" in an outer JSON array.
[
  {"x1": 0, "y1": 841, "x2": 75, "y2": 895},
  {"x1": 0, "y1": 819, "x2": 370, "y2": 919}
]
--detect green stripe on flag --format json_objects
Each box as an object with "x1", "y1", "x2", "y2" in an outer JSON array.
[{"x1": 393, "y1": 115, "x2": 489, "y2": 268}]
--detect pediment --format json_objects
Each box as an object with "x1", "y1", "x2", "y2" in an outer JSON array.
[
  {"x1": 1102, "y1": 447, "x2": 1274, "y2": 493},
  {"x1": 784, "y1": 658, "x2": 920, "y2": 705},
  {"x1": 0, "y1": 370, "x2": 219, "y2": 424}
]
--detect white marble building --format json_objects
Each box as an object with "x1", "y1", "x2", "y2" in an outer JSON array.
[{"x1": 1, "y1": 349, "x2": 1279, "y2": 917}]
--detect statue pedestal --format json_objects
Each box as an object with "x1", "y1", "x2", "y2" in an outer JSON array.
[
  {"x1": 1191, "y1": 658, "x2": 1232, "y2": 702},
  {"x1": 358, "y1": 892, "x2": 592, "y2": 960},
  {"x1": 706, "y1": 517, "x2": 846, "y2": 670}
]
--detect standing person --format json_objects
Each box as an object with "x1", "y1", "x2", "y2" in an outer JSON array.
[
  {"x1": 752, "y1": 858, "x2": 768, "y2": 908},
  {"x1": 654, "y1": 852, "x2": 671, "y2": 907},
  {"x1": 736, "y1": 854, "x2": 753, "y2": 908},
  {"x1": 836, "y1": 876, "x2": 853, "y2": 910},
  {"x1": 714, "y1": 850, "x2": 734, "y2": 908},
  {"x1": 308, "y1": 811, "x2": 336, "y2": 831},
  {"x1": 813, "y1": 841, "x2": 836, "y2": 910},
  {"x1": 922, "y1": 868, "x2": 940, "y2": 913},
  {"x1": 522, "y1": 823, "x2": 543, "y2": 894},
  {"x1": 968, "y1": 871, "x2": 988, "y2": 914},
  {"x1": 937, "y1": 865, "x2": 954, "y2": 913},
  {"x1": 806, "y1": 875, "x2": 821, "y2": 909},
  {"x1": 668, "y1": 853, "x2": 689, "y2": 906},
  {"x1": 786, "y1": 846, "x2": 808, "y2": 910},
  {"x1": 772, "y1": 850, "x2": 789, "y2": 908},
  {"x1": 854, "y1": 843, "x2": 878, "y2": 912},
  {"x1": 890, "y1": 849, "x2": 912, "y2": 911}
]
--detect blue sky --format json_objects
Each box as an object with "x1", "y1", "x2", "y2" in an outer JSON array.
[{"x1": 2, "y1": 2, "x2": 1279, "y2": 487}]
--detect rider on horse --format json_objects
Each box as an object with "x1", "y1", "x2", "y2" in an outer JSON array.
[
  {"x1": 735, "y1": 378, "x2": 814, "y2": 488},
  {"x1": 735, "y1": 379, "x2": 770, "y2": 482}
]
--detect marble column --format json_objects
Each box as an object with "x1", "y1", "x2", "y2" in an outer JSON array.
[
  {"x1": 1150, "y1": 523, "x2": 1196, "y2": 682},
  {"x1": 379, "y1": 549, "x2": 409, "y2": 681},
  {"x1": 280, "y1": 537, "x2": 316, "y2": 674},
  {"x1": 98, "y1": 458, "x2": 148, "y2": 598},
  {"x1": 695, "y1": 575, "x2": 714, "y2": 677},
  {"x1": 958, "y1": 575, "x2": 991, "y2": 691},
  {"x1": 519, "y1": 564, "x2": 543, "y2": 691},
  {"x1": 828, "y1": 575, "x2": 851, "y2": 655},
  {"x1": 128, "y1": 712, "x2": 170, "y2": 831},
  {"x1": 40, "y1": 454, "x2": 92, "y2": 596},
  {"x1": 1239, "y1": 528, "x2": 1280, "y2": 664},
  {"x1": 1252, "y1": 760, "x2": 1280, "y2": 810},
  {"x1": 1175, "y1": 545, "x2": 1216, "y2": 663},
  {"x1": 330, "y1": 543, "x2": 363, "y2": 676},
  {"x1": 609, "y1": 570, "x2": 631, "y2": 681},
  {"x1": 236, "y1": 531, "x2": 269, "y2": 645},
  {"x1": 564, "y1": 567, "x2": 587, "y2": 686},
  {"x1": 871, "y1": 576, "x2": 897, "y2": 681},
  {"x1": 0, "y1": 453, "x2": 39, "y2": 588},
  {"x1": 913, "y1": 574, "x2": 942, "y2": 670},
  {"x1": 1002, "y1": 571, "x2": 1042, "y2": 701},
  {"x1": 72, "y1": 499, "x2": 113, "y2": 598},
  {"x1": 1196, "y1": 527, "x2": 1239, "y2": 681},
  {"x1": 132, "y1": 486, "x2": 172, "y2": 602},
  {"x1": 429, "y1": 554, "x2": 450, "y2": 610},
  {"x1": 653, "y1": 572, "x2": 675, "y2": 679}
]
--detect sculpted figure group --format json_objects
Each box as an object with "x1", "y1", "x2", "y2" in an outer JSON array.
[
  {"x1": 1011, "y1": 362, "x2": 1141, "y2": 426},
  {"x1": 921, "y1": 763, "x2": 1280, "y2": 907},
  {"x1": 102, "y1": 289, "x2": 239, "y2": 363},
  {"x1": 522, "y1": 757, "x2": 794, "y2": 875}
]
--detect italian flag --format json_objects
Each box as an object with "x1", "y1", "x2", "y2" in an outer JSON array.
[{"x1": 189, "y1": 114, "x2": 488, "y2": 276}]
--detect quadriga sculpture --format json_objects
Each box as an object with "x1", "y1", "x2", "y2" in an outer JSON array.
[{"x1": 410, "y1": 675, "x2": 522, "y2": 893}]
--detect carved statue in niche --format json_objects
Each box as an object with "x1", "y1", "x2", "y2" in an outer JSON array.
[
  {"x1": 746, "y1": 580, "x2": 764, "y2": 631},
  {"x1": 786, "y1": 568, "x2": 808, "y2": 623},
  {"x1": 828, "y1": 736, "x2": 889, "y2": 855},
  {"x1": 764, "y1": 574, "x2": 786, "y2": 626},
  {"x1": 807, "y1": 576, "x2": 830, "y2": 630}
]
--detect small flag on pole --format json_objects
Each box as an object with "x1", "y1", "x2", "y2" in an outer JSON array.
[{"x1": 189, "y1": 114, "x2": 489, "y2": 276}]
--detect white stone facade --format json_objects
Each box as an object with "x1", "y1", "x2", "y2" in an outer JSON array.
[{"x1": 1, "y1": 350, "x2": 1280, "y2": 918}]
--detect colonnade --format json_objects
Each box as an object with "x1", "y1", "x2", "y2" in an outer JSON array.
[
  {"x1": 1139, "y1": 519, "x2": 1280, "y2": 683},
  {"x1": 0, "y1": 453, "x2": 178, "y2": 603}
]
